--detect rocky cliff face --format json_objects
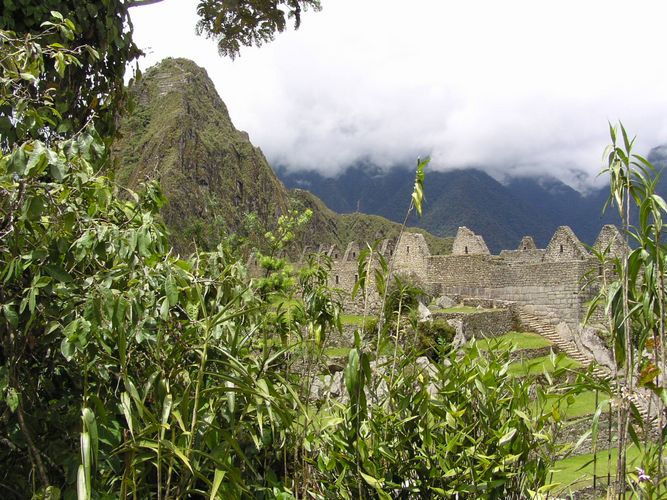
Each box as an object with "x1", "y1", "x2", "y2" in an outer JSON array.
[{"x1": 113, "y1": 58, "x2": 290, "y2": 251}]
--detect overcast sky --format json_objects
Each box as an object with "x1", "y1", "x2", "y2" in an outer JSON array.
[{"x1": 129, "y1": 0, "x2": 667, "y2": 191}]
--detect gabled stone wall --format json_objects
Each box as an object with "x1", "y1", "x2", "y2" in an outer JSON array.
[
  {"x1": 393, "y1": 232, "x2": 431, "y2": 278},
  {"x1": 452, "y1": 226, "x2": 491, "y2": 255},
  {"x1": 266, "y1": 225, "x2": 625, "y2": 326},
  {"x1": 544, "y1": 226, "x2": 590, "y2": 261},
  {"x1": 594, "y1": 224, "x2": 629, "y2": 256}
]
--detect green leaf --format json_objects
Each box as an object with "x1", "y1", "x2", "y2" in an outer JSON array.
[
  {"x1": 81, "y1": 408, "x2": 98, "y2": 467},
  {"x1": 162, "y1": 440, "x2": 193, "y2": 473},
  {"x1": 165, "y1": 274, "x2": 178, "y2": 306},
  {"x1": 210, "y1": 469, "x2": 225, "y2": 499},
  {"x1": 120, "y1": 392, "x2": 134, "y2": 437},
  {"x1": 6, "y1": 388, "x2": 19, "y2": 413},
  {"x1": 25, "y1": 142, "x2": 48, "y2": 175},
  {"x1": 360, "y1": 471, "x2": 382, "y2": 488},
  {"x1": 411, "y1": 157, "x2": 429, "y2": 217},
  {"x1": 161, "y1": 394, "x2": 173, "y2": 426},
  {"x1": 61, "y1": 337, "x2": 74, "y2": 361},
  {"x1": 76, "y1": 464, "x2": 87, "y2": 500},
  {"x1": 54, "y1": 52, "x2": 66, "y2": 78},
  {"x1": 45, "y1": 264, "x2": 73, "y2": 283},
  {"x1": 344, "y1": 348, "x2": 360, "y2": 398},
  {"x1": 159, "y1": 296, "x2": 169, "y2": 320},
  {"x1": 79, "y1": 431, "x2": 91, "y2": 500},
  {"x1": 2, "y1": 303, "x2": 18, "y2": 329}
]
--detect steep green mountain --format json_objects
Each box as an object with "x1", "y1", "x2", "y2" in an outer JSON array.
[
  {"x1": 278, "y1": 164, "x2": 658, "y2": 252},
  {"x1": 113, "y1": 58, "x2": 290, "y2": 251},
  {"x1": 112, "y1": 58, "x2": 452, "y2": 254}
]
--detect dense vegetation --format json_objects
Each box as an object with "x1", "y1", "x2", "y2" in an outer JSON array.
[{"x1": 2, "y1": 4, "x2": 667, "y2": 499}]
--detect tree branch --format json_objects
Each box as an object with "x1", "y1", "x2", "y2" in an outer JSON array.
[
  {"x1": 15, "y1": 391, "x2": 49, "y2": 488},
  {"x1": 128, "y1": 0, "x2": 165, "y2": 7}
]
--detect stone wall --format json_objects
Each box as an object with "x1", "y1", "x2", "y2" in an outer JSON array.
[
  {"x1": 544, "y1": 226, "x2": 590, "y2": 262},
  {"x1": 393, "y1": 232, "x2": 430, "y2": 277},
  {"x1": 499, "y1": 248, "x2": 545, "y2": 263},
  {"x1": 282, "y1": 225, "x2": 623, "y2": 328},
  {"x1": 452, "y1": 226, "x2": 491, "y2": 255},
  {"x1": 594, "y1": 224, "x2": 629, "y2": 256},
  {"x1": 434, "y1": 308, "x2": 516, "y2": 339},
  {"x1": 427, "y1": 257, "x2": 595, "y2": 325}
]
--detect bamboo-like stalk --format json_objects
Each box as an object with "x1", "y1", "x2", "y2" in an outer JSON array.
[
  {"x1": 654, "y1": 216, "x2": 665, "y2": 493},
  {"x1": 615, "y1": 168, "x2": 632, "y2": 499}
]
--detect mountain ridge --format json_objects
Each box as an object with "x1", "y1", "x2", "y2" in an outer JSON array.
[{"x1": 277, "y1": 163, "x2": 664, "y2": 252}]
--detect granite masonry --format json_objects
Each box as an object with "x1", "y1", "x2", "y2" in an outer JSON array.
[{"x1": 301, "y1": 224, "x2": 628, "y2": 327}]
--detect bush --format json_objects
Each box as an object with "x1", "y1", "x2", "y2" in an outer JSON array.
[
  {"x1": 415, "y1": 318, "x2": 457, "y2": 360},
  {"x1": 311, "y1": 343, "x2": 576, "y2": 498},
  {"x1": 383, "y1": 274, "x2": 428, "y2": 321}
]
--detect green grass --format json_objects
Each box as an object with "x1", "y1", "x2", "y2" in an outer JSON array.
[
  {"x1": 476, "y1": 331, "x2": 552, "y2": 351},
  {"x1": 552, "y1": 446, "x2": 641, "y2": 492},
  {"x1": 432, "y1": 306, "x2": 489, "y2": 314},
  {"x1": 340, "y1": 314, "x2": 370, "y2": 326},
  {"x1": 324, "y1": 347, "x2": 352, "y2": 357},
  {"x1": 508, "y1": 354, "x2": 582, "y2": 377},
  {"x1": 560, "y1": 390, "x2": 609, "y2": 419}
]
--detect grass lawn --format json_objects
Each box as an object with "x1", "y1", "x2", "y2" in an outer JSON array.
[
  {"x1": 508, "y1": 354, "x2": 582, "y2": 377},
  {"x1": 431, "y1": 306, "x2": 490, "y2": 314},
  {"x1": 340, "y1": 314, "x2": 371, "y2": 326},
  {"x1": 324, "y1": 346, "x2": 352, "y2": 357},
  {"x1": 560, "y1": 390, "x2": 610, "y2": 419},
  {"x1": 476, "y1": 331, "x2": 552, "y2": 351},
  {"x1": 551, "y1": 446, "x2": 641, "y2": 492}
]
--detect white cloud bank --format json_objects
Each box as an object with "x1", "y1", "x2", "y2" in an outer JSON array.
[{"x1": 130, "y1": 0, "x2": 667, "y2": 191}]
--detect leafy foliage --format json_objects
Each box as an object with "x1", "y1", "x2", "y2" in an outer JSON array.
[
  {"x1": 311, "y1": 344, "x2": 577, "y2": 498},
  {"x1": 2, "y1": 8, "x2": 648, "y2": 500},
  {"x1": 195, "y1": 0, "x2": 321, "y2": 58},
  {"x1": 588, "y1": 123, "x2": 667, "y2": 496},
  {"x1": 0, "y1": 1, "x2": 139, "y2": 142}
]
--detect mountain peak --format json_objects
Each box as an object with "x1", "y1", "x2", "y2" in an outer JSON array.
[
  {"x1": 113, "y1": 57, "x2": 289, "y2": 251},
  {"x1": 113, "y1": 58, "x2": 453, "y2": 255}
]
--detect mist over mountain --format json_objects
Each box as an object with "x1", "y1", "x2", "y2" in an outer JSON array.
[
  {"x1": 111, "y1": 57, "x2": 666, "y2": 256},
  {"x1": 278, "y1": 160, "x2": 667, "y2": 253},
  {"x1": 112, "y1": 58, "x2": 453, "y2": 254}
]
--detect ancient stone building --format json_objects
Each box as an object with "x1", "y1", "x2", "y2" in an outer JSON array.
[
  {"x1": 318, "y1": 225, "x2": 626, "y2": 326},
  {"x1": 451, "y1": 226, "x2": 490, "y2": 255}
]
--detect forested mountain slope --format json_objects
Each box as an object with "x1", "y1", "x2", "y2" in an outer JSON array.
[{"x1": 279, "y1": 162, "x2": 667, "y2": 253}]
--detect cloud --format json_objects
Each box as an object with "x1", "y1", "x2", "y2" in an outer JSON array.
[{"x1": 130, "y1": 0, "x2": 667, "y2": 191}]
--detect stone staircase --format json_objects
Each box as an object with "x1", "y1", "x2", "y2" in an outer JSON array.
[
  {"x1": 518, "y1": 311, "x2": 608, "y2": 379},
  {"x1": 518, "y1": 310, "x2": 658, "y2": 430}
]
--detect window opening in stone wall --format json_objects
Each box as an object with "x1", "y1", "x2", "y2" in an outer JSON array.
[
  {"x1": 465, "y1": 246, "x2": 468, "y2": 254},
  {"x1": 389, "y1": 249, "x2": 393, "y2": 256},
  {"x1": 559, "y1": 244, "x2": 564, "y2": 253},
  {"x1": 352, "y1": 252, "x2": 356, "y2": 258},
  {"x1": 407, "y1": 246, "x2": 410, "y2": 254},
  {"x1": 335, "y1": 275, "x2": 339, "y2": 284},
  {"x1": 334, "y1": 253, "x2": 338, "y2": 259},
  {"x1": 523, "y1": 246, "x2": 527, "y2": 250}
]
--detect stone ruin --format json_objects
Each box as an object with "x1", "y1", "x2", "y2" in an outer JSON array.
[{"x1": 272, "y1": 224, "x2": 627, "y2": 327}]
